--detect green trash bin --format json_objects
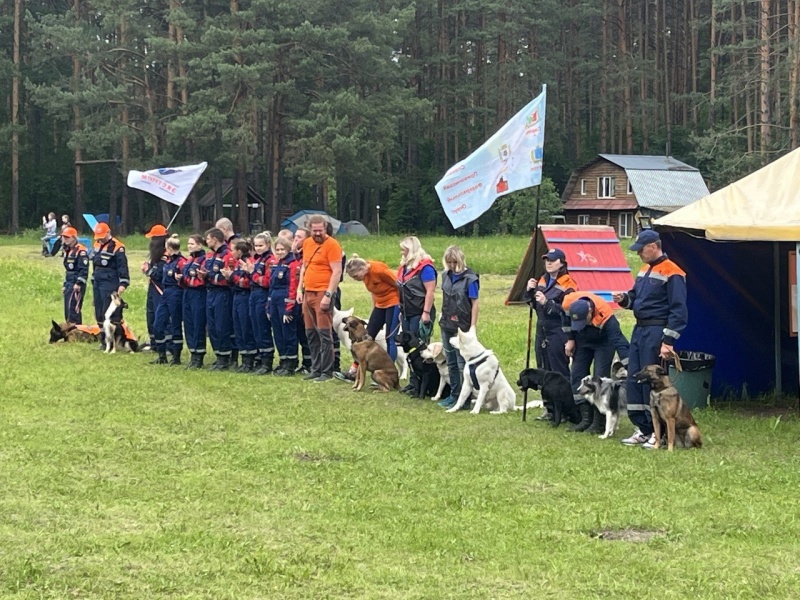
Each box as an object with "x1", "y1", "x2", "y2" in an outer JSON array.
[{"x1": 668, "y1": 351, "x2": 716, "y2": 410}]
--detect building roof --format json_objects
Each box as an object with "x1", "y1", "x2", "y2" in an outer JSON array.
[
  {"x1": 506, "y1": 225, "x2": 634, "y2": 305},
  {"x1": 561, "y1": 154, "x2": 709, "y2": 211},
  {"x1": 198, "y1": 179, "x2": 266, "y2": 207},
  {"x1": 598, "y1": 154, "x2": 697, "y2": 171},
  {"x1": 562, "y1": 199, "x2": 639, "y2": 211}
]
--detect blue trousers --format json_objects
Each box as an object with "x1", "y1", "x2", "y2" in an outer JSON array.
[
  {"x1": 367, "y1": 305, "x2": 400, "y2": 361},
  {"x1": 570, "y1": 316, "x2": 630, "y2": 402},
  {"x1": 250, "y1": 289, "x2": 274, "y2": 359},
  {"x1": 535, "y1": 320, "x2": 570, "y2": 377},
  {"x1": 183, "y1": 287, "x2": 207, "y2": 355},
  {"x1": 269, "y1": 291, "x2": 299, "y2": 359},
  {"x1": 63, "y1": 283, "x2": 85, "y2": 324},
  {"x1": 206, "y1": 288, "x2": 233, "y2": 355},
  {"x1": 626, "y1": 325, "x2": 662, "y2": 436},
  {"x1": 154, "y1": 287, "x2": 183, "y2": 353},
  {"x1": 441, "y1": 327, "x2": 465, "y2": 401},
  {"x1": 146, "y1": 282, "x2": 159, "y2": 345},
  {"x1": 232, "y1": 291, "x2": 256, "y2": 354}
]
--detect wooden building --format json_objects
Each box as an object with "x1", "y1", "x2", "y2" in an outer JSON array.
[{"x1": 560, "y1": 154, "x2": 709, "y2": 239}]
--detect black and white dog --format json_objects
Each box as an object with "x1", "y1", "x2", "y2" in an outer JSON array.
[
  {"x1": 516, "y1": 368, "x2": 581, "y2": 427},
  {"x1": 576, "y1": 361, "x2": 628, "y2": 439},
  {"x1": 103, "y1": 292, "x2": 139, "y2": 353},
  {"x1": 397, "y1": 331, "x2": 450, "y2": 400}
]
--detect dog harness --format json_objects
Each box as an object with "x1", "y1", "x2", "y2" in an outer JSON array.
[{"x1": 467, "y1": 351, "x2": 500, "y2": 390}]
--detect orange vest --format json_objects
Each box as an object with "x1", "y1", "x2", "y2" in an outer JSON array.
[{"x1": 562, "y1": 292, "x2": 615, "y2": 329}]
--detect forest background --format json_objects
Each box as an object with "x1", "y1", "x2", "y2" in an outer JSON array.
[{"x1": 0, "y1": 0, "x2": 797, "y2": 235}]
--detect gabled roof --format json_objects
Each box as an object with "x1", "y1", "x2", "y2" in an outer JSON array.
[
  {"x1": 506, "y1": 225, "x2": 634, "y2": 305},
  {"x1": 561, "y1": 154, "x2": 709, "y2": 211},
  {"x1": 655, "y1": 147, "x2": 800, "y2": 241},
  {"x1": 198, "y1": 179, "x2": 265, "y2": 207}
]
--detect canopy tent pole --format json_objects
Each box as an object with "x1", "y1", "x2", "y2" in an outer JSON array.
[
  {"x1": 796, "y1": 243, "x2": 800, "y2": 409},
  {"x1": 774, "y1": 243, "x2": 782, "y2": 396}
]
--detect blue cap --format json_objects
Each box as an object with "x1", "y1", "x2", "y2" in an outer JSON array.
[
  {"x1": 542, "y1": 248, "x2": 566, "y2": 262},
  {"x1": 629, "y1": 229, "x2": 660, "y2": 251},
  {"x1": 568, "y1": 299, "x2": 592, "y2": 331}
]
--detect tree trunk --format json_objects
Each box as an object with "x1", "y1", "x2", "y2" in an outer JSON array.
[
  {"x1": 600, "y1": 0, "x2": 609, "y2": 151},
  {"x1": 617, "y1": 0, "x2": 633, "y2": 153},
  {"x1": 760, "y1": 0, "x2": 772, "y2": 157},
  {"x1": 710, "y1": 0, "x2": 718, "y2": 126},
  {"x1": 790, "y1": 0, "x2": 800, "y2": 148},
  {"x1": 236, "y1": 166, "x2": 248, "y2": 234},
  {"x1": 11, "y1": 0, "x2": 21, "y2": 233}
]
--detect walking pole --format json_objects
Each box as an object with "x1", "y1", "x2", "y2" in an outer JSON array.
[{"x1": 522, "y1": 185, "x2": 543, "y2": 423}]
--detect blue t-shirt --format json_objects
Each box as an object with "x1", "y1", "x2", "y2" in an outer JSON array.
[
  {"x1": 420, "y1": 264, "x2": 436, "y2": 283},
  {"x1": 449, "y1": 271, "x2": 479, "y2": 299}
]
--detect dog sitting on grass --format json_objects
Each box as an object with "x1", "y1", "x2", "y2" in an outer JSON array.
[
  {"x1": 633, "y1": 364, "x2": 703, "y2": 450},
  {"x1": 516, "y1": 368, "x2": 581, "y2": 427},
  {"x1": 343, "y1": 316, "x2": 399, "y2": 392},
  {"x1": 102, "y1": 292, "x2": 140, "y2": 353}
]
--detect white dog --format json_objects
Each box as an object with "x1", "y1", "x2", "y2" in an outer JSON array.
[
  {"x1": 445, "y1": 327, "x2": 518, "y2": 415},
  {"x1": 333, "y1": 307, "x2": 408, "y2": 380}
]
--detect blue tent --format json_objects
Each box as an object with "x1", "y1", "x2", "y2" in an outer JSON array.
[{"x1": 281, "y1": 210, "x2": 344, "y2": 234}]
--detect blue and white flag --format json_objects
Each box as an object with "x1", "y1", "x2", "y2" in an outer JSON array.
[
  {"x1": 127, "y1": 161, "x2": 208, "y2": 206},
  {"x1": 435, "y1": 85, "x2": 546, "y2": 228}
]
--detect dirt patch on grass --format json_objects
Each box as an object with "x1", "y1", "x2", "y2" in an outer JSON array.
[
  {"x1": 593, "y1": 528, "x2": 665, "y2": 543},
  {"x1": 713, "y1": 401, "x2": 798, "y2": 418},
  {"x1": 294, "y1": 452, "x2": 344, "y2": 463}
]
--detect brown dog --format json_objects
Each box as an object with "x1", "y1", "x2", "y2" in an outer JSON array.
[
  {"x1": 50, "y1": 320, "x2": 101, "y2": 344},
  {"x1": 343, "y1": 316, "x2": 399, "y2": 392},
  {"x1": 633, "y1": 365, "x2": 703, "y2": 451}
]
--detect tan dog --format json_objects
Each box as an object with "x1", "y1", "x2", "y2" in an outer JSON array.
[
  {"x1": 344, "y1": 316, "x2": 399, "y2": 392},
  {"x1": 633, "y1": 365, "x2": 703, "y2": 450}
]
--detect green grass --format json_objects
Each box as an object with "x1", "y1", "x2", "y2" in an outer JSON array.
[{"x1": 1, "y1": 240, "x2": 799, "y2": 599}]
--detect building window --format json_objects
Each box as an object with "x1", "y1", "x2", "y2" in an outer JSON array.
[
  {"x1": 619, "y1": 212, "x2": 633, "y2": 238},
  {"x1": 580, "y1": 179, "x2": 587, "y2": 195},
  {"x1": 598, "y1": 176, "x2": 616, "y2": 198},
  {"x1": 627, "y1": 179, "x2": 633, "y2": 195},
  {"x1": 578, "y1": 214, "x2": 590, "y2": 225}
]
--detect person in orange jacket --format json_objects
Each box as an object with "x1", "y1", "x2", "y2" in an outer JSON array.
[{"x1": 562, "y1": 291, "x2": 630, "y2": 433}]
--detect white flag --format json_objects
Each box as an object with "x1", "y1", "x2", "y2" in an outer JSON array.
[
  {"x1": 127, "y1": 161, "x2": 208, "y2": 207},
  {"x1": 435, "y1": 86, "x2": 546, "y2": 228}
]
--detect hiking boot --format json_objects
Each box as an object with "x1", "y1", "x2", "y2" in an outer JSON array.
[
  {"x1": 570, "y1": 402, "x2": 593, "y2": 432},
  {"x1": 168, "y1": 350, "x2": 182, "y2": 366},
  {"x1": 275, "y1": 359, "x2": 298, "y2": 377},
  {"x1": 238, "y1": 354, "x2": 254, "y2": 373},
  {"x1": 313, "y1": 373, "x2": 333, "y2": 383},
  {"x1": 302, "y1": 370, "x2": 321, "y2": 380},
  {"x1": 150, "y1": 351, "x2": 168, "y2": 365},
  {"x1": 185, "y1": 353, "x2": 203, "y2": 370},
  {"x1": 585, "y1": 406, "x2": 606, "y2": 434},
  {"x1": 535, "y1": 410, "x2": 552, "y2": 421},
  {"x1": 253, "y1": 353, "x2": 273, "y2": 375},
  {"x1": 621, "y1": 429, "x2": 649, "y2": 446},
  {"x1": 209, "y1": 355, "x2": 231, "y2": 371}
]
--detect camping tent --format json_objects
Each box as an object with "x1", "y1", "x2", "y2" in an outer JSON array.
[
  {"x1": 340, "y1": 220, "x2": 370, "y2": 235},
  {"x1": 654, "y1": 148, "x2": 800, "y2": 397},
  {"x1": 281, "y1": 210, "x2": 344, "y2": 234}
]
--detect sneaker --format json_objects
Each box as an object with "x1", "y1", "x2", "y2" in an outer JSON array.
[
  {"x1": 438, "y1": 395, "x2": 457, "y2": 409},
  {"x1": 621, "y1": 429, "x2": 649, "y2": 445},
  {"x1": 297, "y1": 366, "x2": 312, "y2": 375},
  {"x1": 642, "y1": 434, "x2": 658, "y2": 450},
  {"x1": 333, "y1": 371, "x2": 355, "y2": 382},
  {"x1": 302, "y1": 371, "x2": 321, "y2": 381},
  {"x1": 313, "y1": 373, "x2": 333, "y2": 383}
]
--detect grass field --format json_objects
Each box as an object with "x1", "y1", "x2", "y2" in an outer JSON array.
[{"x1": 1, "y1": 235, "x2": 799, "y2": 599}]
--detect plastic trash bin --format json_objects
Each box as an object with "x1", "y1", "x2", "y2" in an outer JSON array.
[{"x1": 668, "y1": 351, "x2": 716, "y2": 409}]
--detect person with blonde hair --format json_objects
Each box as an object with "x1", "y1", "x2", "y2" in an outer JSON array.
[
  {"x1": 151, "y1": 234, "x2": 187, "y2": 365},
  {"x1": 246, "y1": 232, "x2": 277, "y2": 374},
  {"x1": 396, "y1": 236, "x2": 437, "y2": 393},
  {"x1": 438, "y1": 245, "x2": 480, "y2": 409},
  {"x1": 345, "y1": 254, "x2": 401, "y2": 361}
]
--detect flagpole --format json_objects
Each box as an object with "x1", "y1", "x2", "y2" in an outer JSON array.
[
  {"x1": 522, "y1": 184, "x2": 542, "y2": 423},
  {"x1": 165, "y1": 204, "x2": 184, "y2": 231}
]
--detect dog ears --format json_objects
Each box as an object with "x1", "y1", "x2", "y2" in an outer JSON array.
[
  {"x1": 343, "y1": 307, "x2": 354, "y2": 317},
  {"x1": 51, "y1": 320, "x2": 61, "y2": 331}
]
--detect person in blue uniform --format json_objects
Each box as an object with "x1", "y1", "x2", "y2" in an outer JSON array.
[
  {"x1": 178, "y1": 234, "x2": 207, "y2": 369},
  {"x1": 613, "y1": 229, "x2": 688, "y2": 449},
  {"x1": 91, "y1": 222, "x2": 129, "y2": 347},
  {"x1": 269, "y1": 236, "x2": 302, "y2": 376},
  {"x1": 61, "y1": 226, "x2": 89, "y2": 324},
  {"x1": 151, "y1": 234, "x2": 187, "y2": 365},
  {"x1": 142, "y1": 224, "x2": 169, "y2": 350},
  {"x1": 225, "y1": 239, "x2": 258, "y2": 373},
  {"x1": 200, "y1": 228, "x2": 237, "y2": 371},
  {"x1": 246, "y1": 233, "x2": 277, "y2": 375}
]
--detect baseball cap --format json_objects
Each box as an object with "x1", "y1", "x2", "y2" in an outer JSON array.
[
  {"x1": 568, "y1": 299, "x2": 592, "y2": 331},
  {"x1": 93, "y1": 222, "x2": 111, "y2": 239},
  {"x1": 629, "y1": 229, "x2": 660, "y2": 251},
  {"x1": 542, "y1": 248, "x2": 566, "y2": 262},
  {"x1": 62, "y1": 227, "x2": 78, "y2": 237},
  {"x1": 145, "y1": 224, "x2": 168, "y2": 238}
]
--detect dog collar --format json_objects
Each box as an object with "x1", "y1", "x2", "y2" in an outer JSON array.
[{"x1": 466, "y1": 350, "x2": 486, "y2": 363}]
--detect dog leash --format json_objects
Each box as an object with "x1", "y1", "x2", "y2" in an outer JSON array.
[{"x1": 661, "y1": 352, "x2": 682, "y2": 373}]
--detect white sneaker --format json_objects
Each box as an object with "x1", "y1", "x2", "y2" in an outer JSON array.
[
  {"x1": 621, "y1": 429, "x2": 649, "y2": 445},
  {"x1": 641, "y1": 434, "x2": 658, "y2": 450}
]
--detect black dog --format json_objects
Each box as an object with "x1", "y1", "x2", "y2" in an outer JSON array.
[
  {"x1": 397, "y1": 331, "x2": 449, "y2": 399},
  {"x1": 516, "y1": 368, "x2": 581, "y2": 427}
]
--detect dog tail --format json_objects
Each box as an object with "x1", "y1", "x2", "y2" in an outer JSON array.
[{"x1": 514, "y1": 400, "x2": 543, "y2": 411}]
